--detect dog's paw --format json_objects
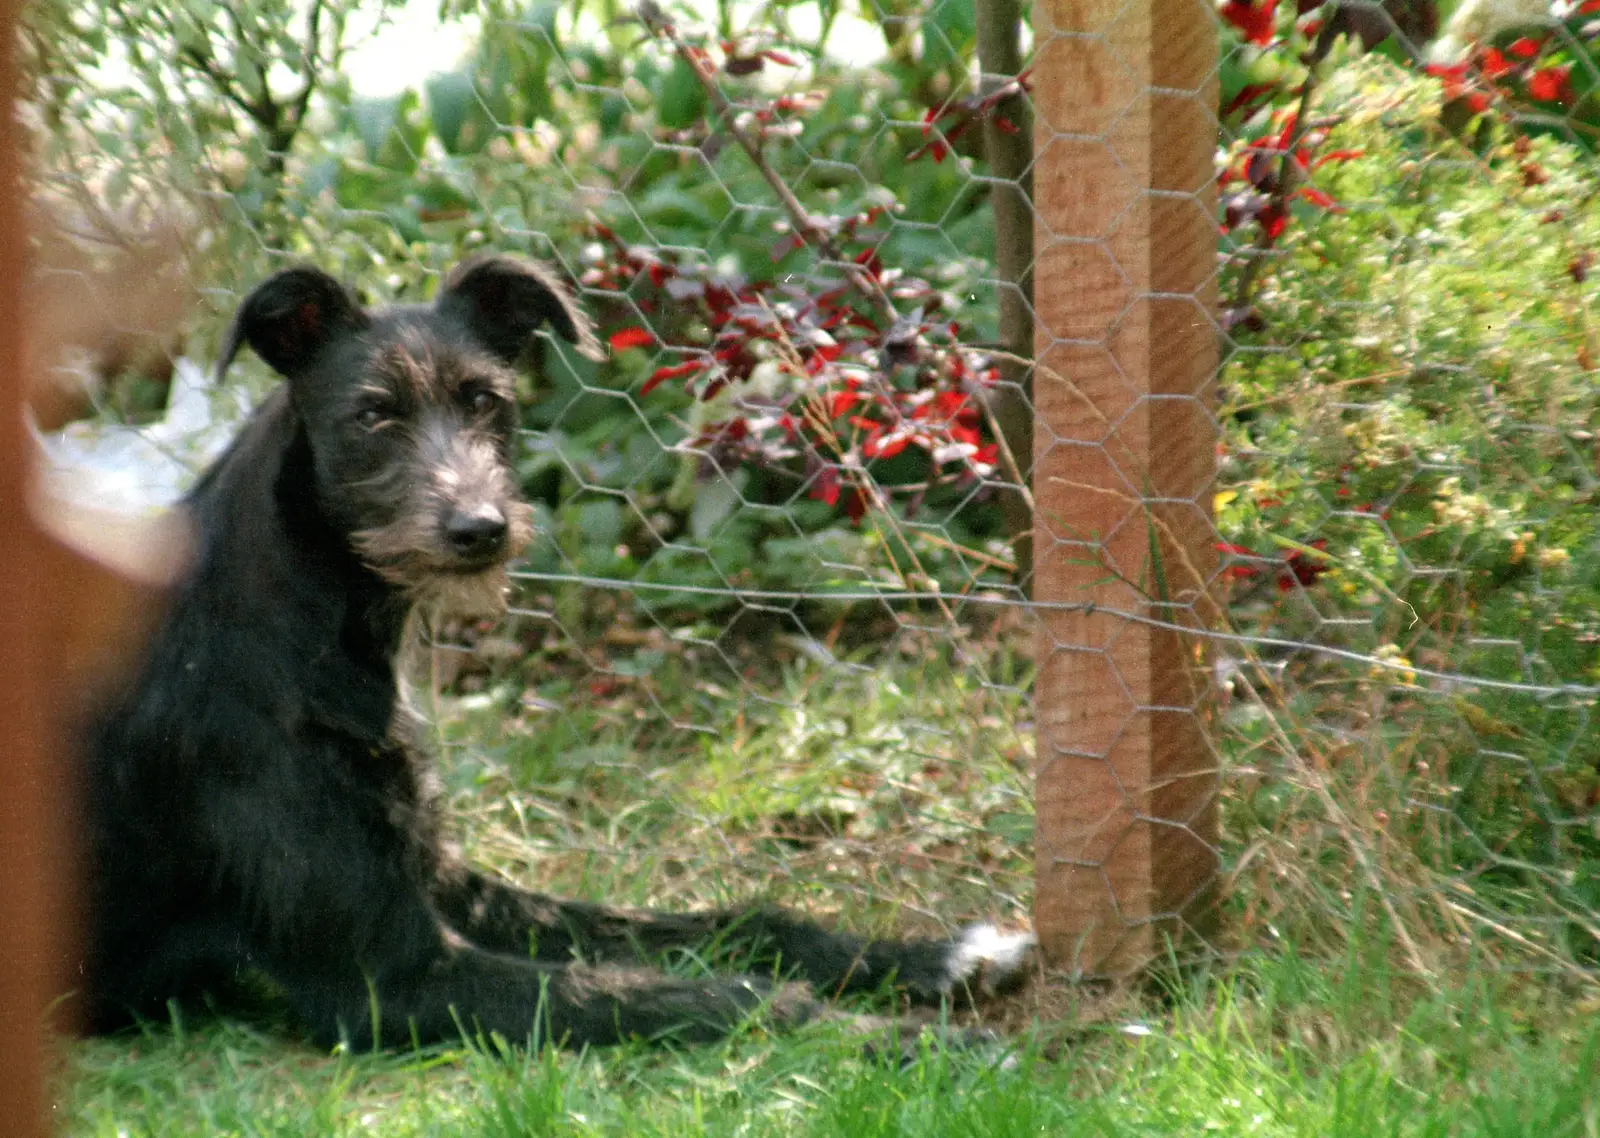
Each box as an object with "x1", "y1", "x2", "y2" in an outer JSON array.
[{"x1": 941, "y1": 923, "x2": 1036, "y2": 1000}]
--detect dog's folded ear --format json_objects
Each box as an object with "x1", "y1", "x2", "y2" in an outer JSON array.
[
  {"x1": 215, "y1": 267, "x2": 367, "y2": 381},
  {"x1": 436, "y1": 254, "x2": 604, "y2": 367}
]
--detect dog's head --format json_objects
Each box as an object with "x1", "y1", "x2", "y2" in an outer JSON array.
[{"x1": 217, "y1": 255, "x2": 601, "y2": 611}]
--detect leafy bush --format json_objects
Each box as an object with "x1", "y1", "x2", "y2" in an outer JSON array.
[
  {"x1": 30, "y1": 0, "x2": 1023, "y2": 607},
  {"x1": 1214, "y1": 54, "x2": 1600, "y2": 967}
]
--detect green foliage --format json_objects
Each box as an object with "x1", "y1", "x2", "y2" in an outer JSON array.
[
  {"x1": 27, "y1": 0, "x2": 1011, "y2": 605},
  {"x1": 61, "y1": 932, "x2": 1600, "y2": 1135},
  {"x1": 1217, "y1": 59, "x2": 1600, "y2": 967}
]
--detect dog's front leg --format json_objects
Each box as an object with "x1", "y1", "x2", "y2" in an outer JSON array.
[
  {"x1": 294, "y1": 942, "x2": 822, "y2": 1050},
  {"x1": 432, "y1": 867, "x2": 1034, "y2": 1006},
  {"x1": 431, "y1": 865, "x2": 729, "y2": 963}
]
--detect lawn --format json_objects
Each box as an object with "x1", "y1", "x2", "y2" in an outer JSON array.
[
  {"x1": 62, "y1": 919, "x2": 1600, "y2": 1136},
  {"x1": 58, "y1": 646, "x2": 1600, "y2": 1136}
]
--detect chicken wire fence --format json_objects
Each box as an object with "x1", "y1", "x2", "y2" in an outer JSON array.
[{"x1": 23, "y1": 0, "x2": 1600, "y2": 989}]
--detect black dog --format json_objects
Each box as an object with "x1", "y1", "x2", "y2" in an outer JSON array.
[{"x1": 80, "y1": 255, "x2": 1031, "y2": 1049}]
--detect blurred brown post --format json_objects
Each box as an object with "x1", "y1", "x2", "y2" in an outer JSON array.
[
  {"x1": 1, "y1": 3, "x2": 187, "y2": 1127},
  {"x1": 0, "y1": 0, "x2": 62, "y2": 1124},
  {"x1": 1030, "y1": 0, "x2": 1221, "y2": 975}
]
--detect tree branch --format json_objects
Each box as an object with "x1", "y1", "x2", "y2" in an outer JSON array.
[
  {"x1": 636, "y1": 1, "x2": 900, "y2": 329},
  {"x1": 975, "y1": 0, "x2": 1033, "y2": 592}
]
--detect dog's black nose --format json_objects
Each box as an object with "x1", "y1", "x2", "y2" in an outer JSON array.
[{"x1": 445, "y1": 506, "x2": 509, "y2": 558}]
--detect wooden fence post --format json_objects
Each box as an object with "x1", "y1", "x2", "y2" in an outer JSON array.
[{"x1": 1030, "y1": 0, "x2": 1221, "y2": 975}]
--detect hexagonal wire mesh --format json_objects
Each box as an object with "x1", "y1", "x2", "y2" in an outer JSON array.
[{"x1": 24, "y1": 0, "x2": 1600, "y2": 1000}]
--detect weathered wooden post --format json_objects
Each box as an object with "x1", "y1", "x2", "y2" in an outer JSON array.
[{"x1": 1030, "y1": 0, "x2": 1221, "y2": 975}]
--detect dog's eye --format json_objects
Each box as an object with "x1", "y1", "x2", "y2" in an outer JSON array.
[
  {"x1": 467, "y1": 389, "x2": 498, "y2": 415},
  {"x1": 355, "y1": 407, "x2": 388, "y2": 429}
]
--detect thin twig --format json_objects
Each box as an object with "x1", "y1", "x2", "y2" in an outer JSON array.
[
  {"x1": 1227, "y1": 68, "x2": 1323, "y2": 316},
  {"x1": 635, "y1": 2, "x2": 898, "y2": 327}
]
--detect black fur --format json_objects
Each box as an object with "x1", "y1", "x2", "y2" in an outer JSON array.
[{"x1": 80, "y1": 255, "x2": 1026, "y2": 1050}]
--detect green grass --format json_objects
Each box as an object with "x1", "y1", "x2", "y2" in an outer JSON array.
[
  {"x1": 62, "y1": 946, "x2": 1600, "y2": 1136},
  {"x1": 58, "y1": 645, "x2": 1600, "y2": 1136}
]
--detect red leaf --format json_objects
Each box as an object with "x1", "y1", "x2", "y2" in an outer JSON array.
[
  {"x1": 1281, "y1": 539, "x2": 1330, "y2": 588},
  {"x1": 809, "y1": 467, "x2": 841, "y2": 507},
  {"x1": 1244, "y1": 151, "x2": 1279, "y2": 191},
  {"x1": 1466, "y1": 91, "x2": 1492, "y2": 113},
  {"x1": 1259, "y1": 204, "x2": 1288, "y2": 240},
  {"x1": 770, "y1": 234, "x2": 805, "y2": 261},
  {"x1": 1582, "y1": 0, "x2": 1600, "y2": 12},
  {"x1": 828, "y1": 390, "x2": 861, "y2": 418},
  {"x1": 1215, "y1": 541, "x2": 1262, "y2": 582},
  {"x1": 1221, "y1": 0, "x2": 1278, "y2": 45},
  {"x1": 1426, "y1": 62, "x2": 1471, "y2": 102},
  {"x1": 1508, "y1": 36, "x2": 1542, "y2": 59},
  {"x1": 640, "y1": 359, "x2": 705, "y2": 395},
  {"x1": 841, "y1": 488, "x2": 867, "y2": 522},
  {"x1": 608, "y1": 327, "x2": 654, "y2": 351},
  {"x1": 1222, "y1": 82, "x2": 1275, "y2": 119},
  {"x1": 1311, "y1": 148, "x2": 1365, "y2": 169},
  {"x1": 1527, "y1": 65, "x2": 1573, "y2": 105},
  {"x1": 1298, "y1": 185, "x2": 1343, "y2": 211},
  {"x1": 867, "y1": 432, "x2": 912, "y2": 459},
  {"x1": 1480, "y1": 47, "x2": 1514, "y2": 80}
]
